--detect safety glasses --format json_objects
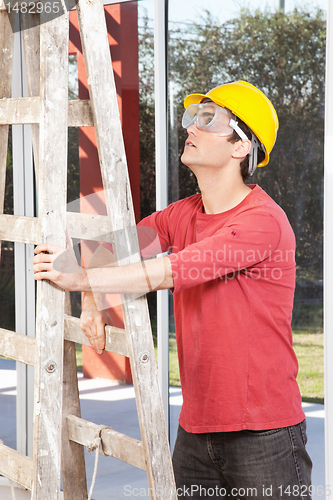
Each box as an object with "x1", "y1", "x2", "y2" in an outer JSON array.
[{"x1": 182, "y1": 101, "x2": 248, "y2": 140}]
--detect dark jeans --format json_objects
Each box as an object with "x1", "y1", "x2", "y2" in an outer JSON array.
[{"x1": 172, "y1": 421, "x2": 312, "y2": 499}]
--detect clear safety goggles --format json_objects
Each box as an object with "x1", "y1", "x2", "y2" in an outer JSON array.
[
  {"x1": 182, "y1": 101, "x2": 248, "y2": 140},
  {"x1": 182, "y1": 101, "x2": 261, "y2": 176}
]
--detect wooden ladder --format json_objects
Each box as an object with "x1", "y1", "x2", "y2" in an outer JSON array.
[{"x1": 0, "y1": 2, "x2": 177, "y2": 499}]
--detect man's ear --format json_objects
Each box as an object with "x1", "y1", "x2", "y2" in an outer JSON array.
[{"x1": 232, "y1": 140, "x2": 252, "y2": 160}]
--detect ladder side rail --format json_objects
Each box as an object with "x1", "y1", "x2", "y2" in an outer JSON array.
[
  {"x1": 21, "y1": 12, "x2": 87, "y2": 498},
  {"x1": 76, "y1": 0, "x2": 134, "y2": 243},
  {"x1": 32, "y1": 10, "x2": 70, "y2": 499},
  {"x1": 75, "y1": 1, "x2": 177, "y2": 498},
  {"x1": 61, "y1": 292, "x2": 88, "y2": 499}
]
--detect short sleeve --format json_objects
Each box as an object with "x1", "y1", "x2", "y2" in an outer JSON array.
[{"x1": 138, "y1": 209, "x2": 173, "y2": 258}]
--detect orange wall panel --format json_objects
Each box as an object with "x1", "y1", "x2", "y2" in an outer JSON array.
[{"x1": 69, "y1": 3, "x2": 140, "y2": 382}]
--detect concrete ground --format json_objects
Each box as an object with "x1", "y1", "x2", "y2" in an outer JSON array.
[{"x1": 0, "y1": 359, "x2": 325, "y2": 499}]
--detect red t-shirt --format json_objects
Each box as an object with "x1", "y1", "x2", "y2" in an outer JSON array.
[{"x1": 139, "y1": 185, "x2": 305, "y2": 433}]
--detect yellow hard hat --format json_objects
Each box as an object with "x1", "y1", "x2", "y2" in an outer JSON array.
[{"x1": 184, "y1": 80, "x2": 279, "y2": 167}]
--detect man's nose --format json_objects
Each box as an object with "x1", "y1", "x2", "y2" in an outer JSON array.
[{"x1": 186, "y1": 120, "x2": 200, "y2": 135}]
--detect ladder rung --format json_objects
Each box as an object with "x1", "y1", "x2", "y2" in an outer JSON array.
[
  {"x1": 66, "y1": 212, "x2": 110, "y2": 242},
  {"x1": 66, "y1": 415, "x2": 146, "y2": 471},
  {"x1": 0, "y1": 212, "x2": 110, "y2": 244},
  {"x1": 68, "y1": 100, "x2": 94, "y2": 127},
  {"x1": 64, "y1": 315, "x2": 130, "y2": 357},
  {"x1": 0, "y1": 442, "x2": 33, "y2": 491},
  {"x1": 0, "y1": 98, "x2": 93, "y2": 127},
  {"x1": 0, "y1": 329, "x2": 36, "y2": 366},
  {"x1": 0, "y1": 97, "x2": 41, "y2": 124},
  {"x1": 0, "y1": 214, "x2": 40, "y2": 244}
]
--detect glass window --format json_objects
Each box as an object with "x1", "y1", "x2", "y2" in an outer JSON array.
[
  {"x1": 168, "y1": 0, "x2": 326, "y2": 476},
  {"x1": 0, "y1": 128, "x2": 15, "y2": 444}
]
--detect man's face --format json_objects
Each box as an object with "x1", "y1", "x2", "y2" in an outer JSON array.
[{"x1": 181, "y1": 115, "x2": 237, "y2": 173}]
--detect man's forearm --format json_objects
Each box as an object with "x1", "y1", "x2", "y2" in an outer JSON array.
[
  {"x1": 33, "y1": 242, "x2": 173, "y2": 294},
  {"x1": 84, "y1": 255, "x2": 173, "y2": 294},
  {"x1": 82, "y1": 290, "x2": 105, "y2": 311}
]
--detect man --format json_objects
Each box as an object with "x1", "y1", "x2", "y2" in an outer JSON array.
[{"x1": 33, "y1": 81, "x2": 312, "y2": 498}]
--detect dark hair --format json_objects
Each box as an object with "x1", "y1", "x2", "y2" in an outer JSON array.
[{"x1": 227, "y1": 115, "x2": 265, "y2": 181}]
